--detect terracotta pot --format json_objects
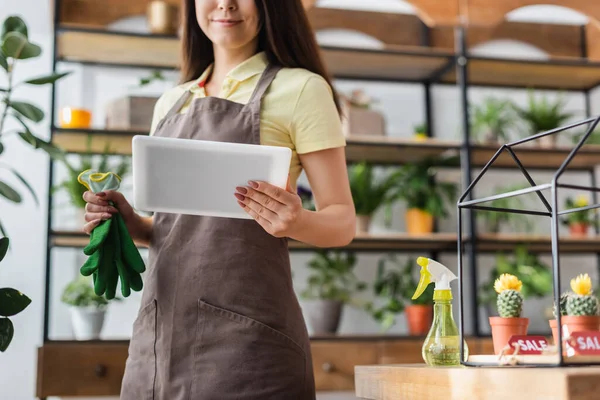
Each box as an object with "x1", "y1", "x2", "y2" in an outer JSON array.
[
  {"x1": 356, "y1": 214, "x2": 371, "y2": 234},
  {"x1": 562, "y1": 315, "x2": 600, "y2": 336},
  {"x1": 405, "y1": 305, "x2": 433, "y2": 336},
  {"x1": 569, "y1": 223, "x2": 589, "y2": 237},
  {"x1": 406, "y1": 208, "x2": 433, "y2": 235},
  {"x1": 489, "y1": 316, "x2": 529, "y2": 355},
  {"x1": 550, "y1": 319, "x2": 559, "y2": 345}
]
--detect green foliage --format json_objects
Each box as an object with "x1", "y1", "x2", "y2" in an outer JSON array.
[
  {"x1": 497, "y1": 289, "x2": 523, "y2": 318},
  {"x1": 566, "y1": 293, "x2": 599, "y2": 317},
  {"x1": 0, "y1": 15, "x2": 70, "y2": 236},
  {"x1": 53, "y1": 136, "x2": 130, "y2": 209},
  {"x1": 348, "y1": 162, "x2": 397, "y2": 216},
  {"x1": 553, "y1": 292, "x2": 569, "y2": 318},
  {"x1": 561, "y1": 196, "x2": 597, "y2": 227},
  {"x1": 414, "y1": 123, "x2": 427, "y2": 135},
  {"x1": 300, "y1": 250, "x2": 366, "y2": 304},
  {"x1": 479, "y1": 246, "x2": 553, "y2": 308},
  {"x1": 61, "y1": 275, "x2": 112, "y2": 309},
  {"x1": 388, "y1": 156, "x2": 458, "y2": 218},
  {"x1": 0, "y1": 237, "x2": 32, "y2": 352},
  {"x1": 512, "y1": 90, "x2": 574, "y2": 135},
  {"x1": 470, "y1": 97, "x2": 519, "y2": 143},
  {"x1": 476, "y1": 184, "x2": 534, "y2": 233},
  {"x1": 139, "y1": 70, "x2": 166, "y2": 87},
  {"x1": 366, "y1": 255, "x2": 434, "y2": 331}
]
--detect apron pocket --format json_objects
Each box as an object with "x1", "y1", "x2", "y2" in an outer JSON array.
[
  {"x1": 194, "y1": 299, "x2": 307, "y2": 398},
  {"x1": 121, "y1": 299, "x2": 157, "y2": 400}
]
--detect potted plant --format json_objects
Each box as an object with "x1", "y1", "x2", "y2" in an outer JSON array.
[
  {"x1": 470, "y1": 97, "x2": 519, "y2": 144},
  {"x1": 479, "y1": 246, "x2": 553, "y2": 320},
  {"x1": 489, "y1": 273, "x2": 529, "y2": 355},
  {"x1": 348, "y1": 162, "x2": 397, "y2": 234},
  {"x1": 512, "y1": 91, "x2": 573, "y2": 147},
  {"x1": 561, "y1": 195, "x2": 597, "y2": 237},
  {"x1": 476, "y1": 184, "x2": 534, "y2": 234},
  {"x1": 413, "y1": 123, "x2": 428, "y2": 141},
  {"x1": 0, "y1": 237, "x2": 32, "y2": 352},
  {"x1": 339, "y1": 89, "x2": 385, "y2": 137},
  {"x1": 388, "y1": 157, "x2": 458, "y2": 235},
  {"x1": 53, "y1": 135, "x2": 130, "y2": 224},
  {"x1": 550, "y1": 273, "x2": 600, "y2": 345},
  {"x1": 61, "y1": 275, "x2": 116, "y2": 340},
  {"x1": 366, "y1": 255, "x2": 434, "y2": 334},
  {"x1": 300, "y1": 250, "x2": 366, "y2": 335}
]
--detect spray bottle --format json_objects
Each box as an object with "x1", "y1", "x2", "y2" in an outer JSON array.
[{"x1": 412, "y1": 256, "x2": 468, "y2": 366}]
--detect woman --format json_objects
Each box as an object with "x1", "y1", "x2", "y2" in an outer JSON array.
[{"x1": 82, "y1": 0, "x2": 355, "y2": 398}]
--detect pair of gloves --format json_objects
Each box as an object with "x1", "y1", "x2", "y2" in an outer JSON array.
[{"x1": 77, "y1": 170, "x2": 146, "y2": 300}]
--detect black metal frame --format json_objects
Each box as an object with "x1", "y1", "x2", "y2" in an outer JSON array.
[{"x1": 457, "y1": 115, "x2": 600, "y2": 367}]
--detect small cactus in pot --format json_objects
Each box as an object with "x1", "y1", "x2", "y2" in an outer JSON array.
[
  {"x1": 489, "y1": 274, "x2": 529, "y2": 355},
  {"x1": 560, "y1": 274, "x2": 600, "y2": 338}
]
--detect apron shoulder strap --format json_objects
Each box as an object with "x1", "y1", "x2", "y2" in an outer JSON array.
[
  {"x1": 247, "y1": 63, "x2": 282, "y2": 111},
  {"x1": 163, "y1": 89, "x2": 194, "y2": 119}
]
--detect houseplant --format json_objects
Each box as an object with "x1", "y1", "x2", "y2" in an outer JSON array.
[
  {"x1": 512, "y1": 90, "x2": 573, "y2": 147},
  {"x1": 388, "y1": 156, "x2": 458, "y2": 235},
  {"x1": 489, "y1": 273, "x2": 529, "y2": 355},
  {"x1": 366, "y1": 255, "x2": 434, "y2": 334},
  {"x1": 550, "y1": 274, "x2": 600, "y2": 345},
  {"x1": 61, "y1": 275, "x2": 115, "y2": 340},
  {"x1": 348, "y1": 162, "x2": 397, "y2": 234},
  {"x1": 476, "y1": 184, "x2": 534, "y2": 234},
  {"x1": 0, "y1": 236, "x2": 31, "y2": 352},
  {"x1": 0, "y1": 15, "x2": 70, "y2": 236},
  {"x1": 470, "y1": 96, "x2": 519, "y2": 144},
  {"x1": 300, "y1": 250, "x2": 366, "y2": 334},
  {"x1": 339, "y1": 89, "x2": 385, "y2": 137},
  {"x1": 561, "y1": 195, "x2": 597, "y2": 236},
  {"x1": 413, "y1": 123, "x2": 427, "y2": 141}
]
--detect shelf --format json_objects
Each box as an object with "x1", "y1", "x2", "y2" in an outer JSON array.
[
  {"x1": 52, "y1": 128, "x2": 600, "y2": 171},
  {"x1": 50, "y1": 230, "x2": 459, "y2": 253},
  {"x1": 477, "y1": 233, "x2": 600, "y2": 254},
  {"x1": 441, "y1": 56, "x2": 600, "y2": 91}
]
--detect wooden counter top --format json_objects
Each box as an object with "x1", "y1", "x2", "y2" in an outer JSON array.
[{"x1": 354, "y1": 363, "x2": 600, "y2": 400}]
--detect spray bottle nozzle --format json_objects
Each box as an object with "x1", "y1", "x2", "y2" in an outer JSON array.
[{"x1": 412, "y1": 257, "x2": 457, "y2": 300}]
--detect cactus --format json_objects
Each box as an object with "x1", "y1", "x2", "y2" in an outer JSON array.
[
  {"x1": 552, "y1": 292, "x2": 569, "y2": 319},
  {"x1": 494, "y1": 273, "x2": 524, "y2": 318},
  {"x1": 566, "y1": 274, "x2": 599, "y2": 316}
]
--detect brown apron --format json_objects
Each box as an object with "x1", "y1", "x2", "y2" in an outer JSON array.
[{"x1": 120, "y1": 64, "x2": 316, "y2": 400}]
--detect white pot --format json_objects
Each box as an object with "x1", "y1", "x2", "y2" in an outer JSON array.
[{"x1": 70, "y1": 306, "x2": 106, "y2": 340}]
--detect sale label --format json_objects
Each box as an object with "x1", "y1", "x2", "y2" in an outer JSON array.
[
  {"x1": 508, "y1": 335, "x2": 549, "y2": 354},
  {"x1": 567, "y1": 331, "x2": 600, "y2": 355}
]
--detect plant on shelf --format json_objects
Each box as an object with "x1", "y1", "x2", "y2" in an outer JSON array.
[
  {"x1": 0, "y1": 15, "x2": 70, "y2": 236},
  {"x1": 550, "y1": 274, "x2": 600, "y2": 345},
  {"x1": 300, "y1": 250, "x2": 367, "y2": 335},
  {"x1": 561, "y1": 195, "x2": 597, "y2": 237},
  {"x1": 61, "y1": 275, "x2": 118, "y2": 340},
  {"x1": 413, "y1": 123, "x2": 428, "y2": 141},
  {"x1": 476, "y1": 184, "x2": 535, "y2": 234},
  {"x1": 488, "y1": 273, "x2": 529, "y2": 355},
  {"x1": 366, "y1": 255, "x2": 434, "y2": 334},
  {"x1": 138, "y1": 69, "x2": 166, "y2": 87},
  {"x1": 479, "y1": 246, "x2": 553, "y2": 318},
  {"x1": 511, "y1": 90, "x2": 573, "y2": 147},
  {"x1": 470, "y1": 97, "x2": 519, "y2": 144},
  {"x1": 53, "y1": 135, "x2": 130, "y2": 221},
  {"x1": 348, "y1": 162, "x2": 397, "y2": 234},
  {"x1": 387, "y1": 156, "x2": 458, "y2": 235},
  {"x1": 0, "y1": 236, "x2": 31, "y2": 352},
  {"x1": 571, "y1": 128, "x2": 600, "y2": 145}
]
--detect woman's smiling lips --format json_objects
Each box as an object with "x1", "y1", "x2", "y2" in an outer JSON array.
[{"x1": 212, "y1": 18, "x2": 242, "y2": 27}]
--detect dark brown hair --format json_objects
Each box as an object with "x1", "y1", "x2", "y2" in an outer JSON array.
[{"x1": 180, "y1": 0, "x2": 341, "y2": 115}]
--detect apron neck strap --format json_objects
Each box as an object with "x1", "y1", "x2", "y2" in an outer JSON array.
[
  {"x1": 163, "y1": 90, "x2": 193, "y2": 120},
  {"x1": 247, "y1": 63, "x2": 282, "y2": 111}
]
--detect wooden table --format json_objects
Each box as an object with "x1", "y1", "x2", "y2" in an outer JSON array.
[{"x1": 354, "y1": 364, "x2": 600, "y2": 400}]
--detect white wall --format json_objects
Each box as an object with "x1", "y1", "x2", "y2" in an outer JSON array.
[{"x1": 1, "y1": 0, "x2": 600, "y2": 399}]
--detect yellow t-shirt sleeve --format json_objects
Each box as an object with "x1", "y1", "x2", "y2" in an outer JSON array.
[{"x1": 289, "y1": 75, "x2": 346, "y2": 154}]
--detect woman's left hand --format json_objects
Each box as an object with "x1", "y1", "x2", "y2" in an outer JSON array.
[{"x1": 235, "y1": 180, "x2": 304, "y2": 238}]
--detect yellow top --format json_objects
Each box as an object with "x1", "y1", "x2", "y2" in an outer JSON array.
[{"x1": 149, "y1": 51, "x2": 346, "y2": 189}]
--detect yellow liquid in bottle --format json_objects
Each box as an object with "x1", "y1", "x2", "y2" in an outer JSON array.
[{"x1": 422, "y1": 299, "x2": 469, "y2": 366}]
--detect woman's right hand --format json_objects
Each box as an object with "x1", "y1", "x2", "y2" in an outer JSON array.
[{"x1": 82, "y1": 190, "x2": 146, "y2": 242}]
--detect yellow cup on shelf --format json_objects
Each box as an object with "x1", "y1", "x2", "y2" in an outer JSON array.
[{"x1": 59, "y1": 107, "x2": 92, "y2": 129}]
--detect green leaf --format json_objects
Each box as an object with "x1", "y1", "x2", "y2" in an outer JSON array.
[
  {"x1": 2, "y1": 32, "x2": 40, "y2": 60},
  {"x1": 0, "y1": 51, "x2": 6, "y2": 72},
  {"x1": 0, "y1": 142, "x2": 3, "y2": 154},
  {"x1": 0, "y1": 180, "x2": 21, "y2": 203},
  {"x1": 0, "y1": 164, "x2": 38, "y2": 206},
  {"x1": 0, "y1": 237, "x2": 8, "y2": 262},
  {"x1": 2, "y1": 16, "x2": 28, "y2": 40},
  {"x1": 0, "y1": 317, "x2": 14, "y2": 352},
  {"x1": 10, "y1": 101, "x2": 44, "y2": 122},
  {"x1": 0, "y1": 288, "x2": 31, "y2": 316},
  {"x1": 0, "y1": 220, "x2": 7, "y2": 238},
  {"x1": 24, "y1": 71, "x2": 70, "y2": 85}
]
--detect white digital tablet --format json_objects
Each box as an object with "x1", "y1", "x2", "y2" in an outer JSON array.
[{"x1": 131, "y1": 135, "x2": 292, "y2": 219}]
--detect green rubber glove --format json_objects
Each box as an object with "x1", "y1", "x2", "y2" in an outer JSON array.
[{"x1": 77, "y1": 169, "x2": 146, "y2": 300}]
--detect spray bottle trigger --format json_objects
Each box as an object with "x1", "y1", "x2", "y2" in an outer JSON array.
[{"x1": 412, "y1": 268, "x2": 432, "y2": 300}]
